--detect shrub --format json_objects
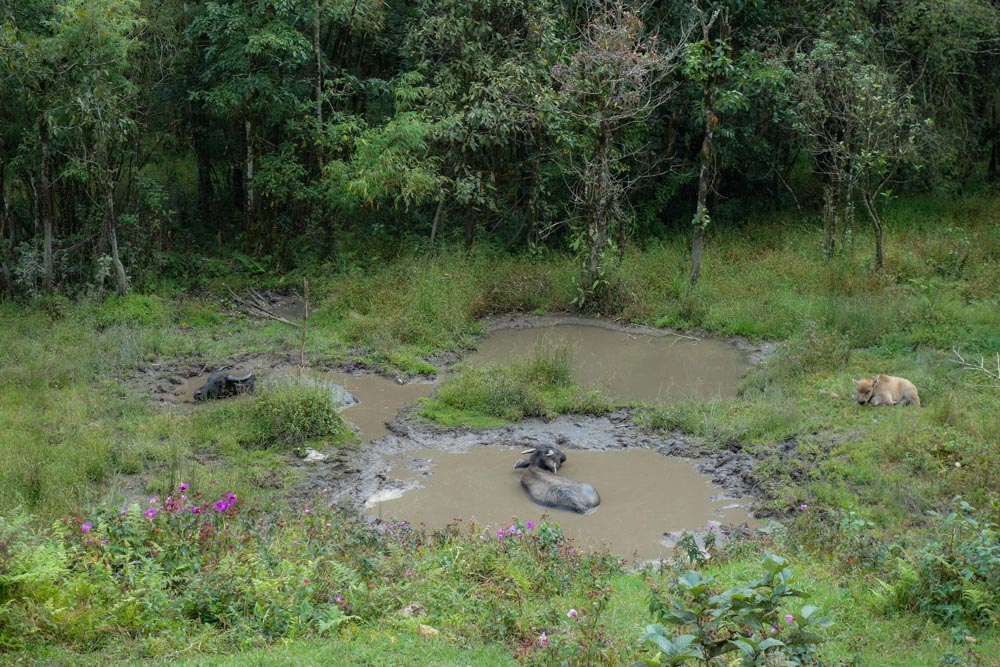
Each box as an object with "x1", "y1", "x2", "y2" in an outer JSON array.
[
  {"x1": 638, "y1": 553, "x2": 831, "y2": 666},
  {"x1": 883, "y1": 498, "x2": 1000, "y2": 632},
  {"x1": 241, "y1": 382, "x2": 354, "y2": 450}
]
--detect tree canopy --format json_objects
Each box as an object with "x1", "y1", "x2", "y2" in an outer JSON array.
[{"x1": 1, "y1": 0, "x2": 997, "y2": 299}]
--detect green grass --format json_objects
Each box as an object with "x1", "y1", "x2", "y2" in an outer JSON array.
[
  {"x1": 417, "y1": 344, "x2": 613, "y2": 425},
  {"x1": 0, "y1": 192, "x2": 998, "y2": 664}
]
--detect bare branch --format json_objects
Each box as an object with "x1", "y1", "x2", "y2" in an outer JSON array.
[{"x1": 951, "y1": 348, "x2": 1000, "y2": 383}]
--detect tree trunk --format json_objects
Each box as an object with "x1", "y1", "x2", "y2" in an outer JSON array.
[
  {"x1": 314, "y1": 0, "x2": 325, "y2": 171},
  {"x1": 245, "y1": 117, "x2": 255, "y2": 220},
  {"x1": 860, "y1": 192, "x2": 884, "y2": 270},
  {"x1": 194, "y1": 117, "x2": 214, "y2": 224},
  {"x1": 0, "y1": 141, "x2": 12, "y2": 298},
  {"x1": 586, "y1": 122, "x2": 612, "y2": 283},
  {"x1": 822, "y1": 179, "x2": 839, "y2": 259},
  {"x1": 464, "y1": 203, "x2": 475, "y2": 252},
  {"x1": 106, "y1": 185, "x2": 127, "y2": 297},
  {"x1": 429, "y1": 195, "x2": 444, "y2": 257},
  {"x1": 689, "y1": 109, "x2": 716, "y2": 287},
  {"x1": 989, "y1": 97, "x2": 998, "y2": 182},
  {"x1": 38, "y1": 115, "x2": 55, "y2": 293}
]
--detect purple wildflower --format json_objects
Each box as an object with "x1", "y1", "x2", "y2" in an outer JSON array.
[
  {"x1": 178, "y1": 483, "x2": 189, "y2": 491},
  {"x1": 81, "y1": 521, "x2": 93, "y2": 533},
  {"x1": 526, "y1": 521, "x2": 535, "y2": 530},
  {"x1": 539, "y1": 632, "x2": 548, "y2": 647},
  {"x1": 213, "y1": 499, "x2": 230, "y2": 513},
  {"x1": 785, "y1": 614, "x2": 794, "y2": 624},
  {"x1": 143, "y1": 507, "x2": 157, "y2": 519},
  {"x1": 567, "y1": 609, "x2": 578, "y2": 619}
]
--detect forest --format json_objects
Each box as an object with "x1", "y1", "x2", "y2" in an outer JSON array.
[
  {"x1": 1, "y1": 1, "x2": 1000, "y2": 666},
  {"x1": 1, "y1": 0, "x2": 997, "y2": 299}
]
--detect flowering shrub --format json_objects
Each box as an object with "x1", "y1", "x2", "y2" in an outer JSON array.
[{"x1": 0, "y1": 492, "x2": 624, "y2": 658}]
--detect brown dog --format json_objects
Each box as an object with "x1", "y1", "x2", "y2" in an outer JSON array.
[{"x1": 852, "y1": 374, "x2": 920, "y2": 407}]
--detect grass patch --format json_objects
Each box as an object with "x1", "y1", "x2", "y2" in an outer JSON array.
[{"x1": 419, "y1": 344, "x2": 613, "y2": 425}]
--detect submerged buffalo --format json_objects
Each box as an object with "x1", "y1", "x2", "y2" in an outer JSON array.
[
  {"x1": 193, "y1": 368, "x2": 256, "y2": 401},
  {"x1": 514, "y1": 447, "x2": 600, "y2": 514}
]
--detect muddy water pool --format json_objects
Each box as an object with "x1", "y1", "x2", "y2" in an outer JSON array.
[
  {"x1": 366, "y1": 447, "x2": 753, "y2": 561},
  {"x1": 465, "y1": 321, "x2": 750, "y2": 403}
]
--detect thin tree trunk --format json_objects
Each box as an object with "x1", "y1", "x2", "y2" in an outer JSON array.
[
  {"x1": 587, "y1": 122, "x2": 612, "y2": 282},
  {"x1": 106, "y1": 184, "x2": 127, "y2": 297},
  {"x1": 689, "y1": 110, "x2": 715, "y2": 287},
  {"x1": 989, "y1": 97, "x2": 998, "y2": 182},
  {"x1": 822, "y1": 179, "x2": 839, "y2": 259},
  {"x1": 861, "y1": 193, "x2": 884, "y2": 270},
  {"x1": 194, "y1": 123, "x2": 214, "y2": 223},
  {"x1": 464, "y1": 203, "x2": 474, "y2": 252},
  {"x1": 314, "y1": 0, "x2": 325, "y2": 171},
  {"x1": 429, "y1": 196, "x2": 444, "y2": 257},
  {"x1": 0, "y1": 142, "x2": 13, "y2": 297},
  {"x1": 38, "y1": 115, "x2": 55, "y2": 293},
  {"x1": 245, "y1": 117, "x2": 255, "y2": 219}
]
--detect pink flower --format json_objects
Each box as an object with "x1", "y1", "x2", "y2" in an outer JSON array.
[
  {"x1": 539, "y1": 632, "x2": 548, "y2": 647},
  {"x1": 567, "y1": 609, "x2": 578, "y2": 619},
  {"x1": 769, "y1": 626, "x2": 777, "y2": 634},
  {"x1": 178, "y1": 483, "x2": 188, "y2": 491},
  {"x1": 143, "y1": 508, "x2": 157, "y2": 519},
  {"x1": 800, "y1": 504, "x2": 808, "y2": 511},
  {"x1": 335, "y1": 595, "x2": 344, "y2": 604},
  {"x1": 304, "y1": 508, "x2": 311, "y2": 515},
  {"x1": 785, "y1": 614, "x2": 794, "y2": 624},
  {"x1": 81, "y1": 521, "x2": 93, "y2": 533},
  {"x1": 526, "y1": 521, "x2": 535, "y2": 530}
]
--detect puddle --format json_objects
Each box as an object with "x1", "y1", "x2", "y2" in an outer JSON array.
[
  {"x1": 365, "y1": 447, "x2": 753, "y2": 561},
  {"x1": 324, "y1": 372, "x2": 437, "y2": 442},
  {"x1": 466, "y1": 320, "x2": 750, "y2": 403}
]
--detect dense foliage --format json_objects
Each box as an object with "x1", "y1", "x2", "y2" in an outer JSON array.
[{"x1": 1, "y1": 0, "x2": 998, "y2": 301}]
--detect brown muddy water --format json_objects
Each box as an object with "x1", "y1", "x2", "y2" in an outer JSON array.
[
  {"x1": 365, "y1": 447, "x2": 753, "y2": 561},
  {"x1": 465, "y1": 320, "x2": 750, "y2": 403}
]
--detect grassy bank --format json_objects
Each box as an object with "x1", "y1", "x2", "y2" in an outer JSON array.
[{"x1": 1, "y1": 193, "x2": 998, "y2": 665}]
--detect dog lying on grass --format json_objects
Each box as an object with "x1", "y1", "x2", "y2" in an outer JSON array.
[{"x1": 852, "y1": 374, "x2": 921, "y2": 407}]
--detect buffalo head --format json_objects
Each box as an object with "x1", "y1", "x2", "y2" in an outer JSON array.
[
  {"x1": 514, "y1": 447, "x2": 600, "y2": 515},
  {"x1": 194, "y1": 368, "x2": 256, "y2": 401}
]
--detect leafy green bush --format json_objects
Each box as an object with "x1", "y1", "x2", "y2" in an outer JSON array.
[
  {"x1": 884, "y1": 499, "x2": 1000, "y2": 631},
  {"x1": 240, "y1": 382, "x2": 354, "y2": 450},
  {"x1": 638, "y1": 553, "x2": 831, "y2": 666}
]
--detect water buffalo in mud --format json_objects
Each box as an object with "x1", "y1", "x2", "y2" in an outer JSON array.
[
  {"x1": 194, "y1": 368, "x2": 256, "y2": 401},
  {"x1": 514, "y1": 447, "x2": 600, "y2": 514}
]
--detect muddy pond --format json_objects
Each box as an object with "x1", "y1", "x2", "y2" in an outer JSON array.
[
  {"x1": 174, "y1": 319, "x2": 757, "y2": 561},
  {"x1": 466, "y1": 318, "x2": 750, "y2": 404},
  {"x1": 366, "y1": 446, "x2": 752, "y2": 561}
]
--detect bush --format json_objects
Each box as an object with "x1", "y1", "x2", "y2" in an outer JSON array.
[
  {"x1": 241, "y1": 382, "x2": 353, "y2": 450},
  {"x1": 884, "y1": 498, "x2": 1000, "y2": 632},
  {"x1": 639, "y1": 553, "x2": 831, "y2": 666}
]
